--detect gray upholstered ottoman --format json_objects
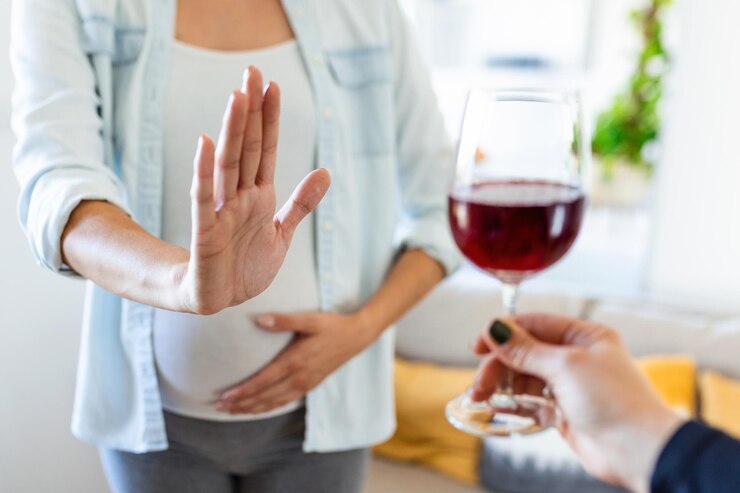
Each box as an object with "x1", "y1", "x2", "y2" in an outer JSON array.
[{"x1": 480, "y1": 430, "x2": 625, "y2": 493}]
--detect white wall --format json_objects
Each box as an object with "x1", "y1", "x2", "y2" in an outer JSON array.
[
  {"x1": 649, "y1": 0, "x2": 740, "y2": 309},
  {"x1": 0, "y1": 2, "x2": 107, "y2": 492}
]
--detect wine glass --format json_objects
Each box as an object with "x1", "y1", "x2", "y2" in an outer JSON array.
[{"x1": 446, "y1": 88, "x2": 589, "y2": 436}]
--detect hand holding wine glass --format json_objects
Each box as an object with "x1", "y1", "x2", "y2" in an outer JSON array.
[
  {"x1": 446, "y1": 89, "x2": 588, "y2": 436},
  {"x1": 472, "y1": 315, "x2": 685, "y2": 493}
]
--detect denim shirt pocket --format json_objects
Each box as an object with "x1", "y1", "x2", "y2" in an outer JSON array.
[
  {"x1": 113, "y1": 27, "x2": 146, "y2": 66},
  {"x1": 80, "y1": 16, "x2": 145, "y2": 66},
  {"x1": 327, "y1": 46, "x2": 395, "y2": 158}
]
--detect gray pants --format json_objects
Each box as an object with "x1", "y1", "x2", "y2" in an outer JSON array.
[{"x1": 100, "y1": 408, "x2": 369, "y2": 493}]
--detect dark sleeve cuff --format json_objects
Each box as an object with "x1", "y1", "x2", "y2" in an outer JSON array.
[{"x1": 651, "y1": 420, "x2": 740, "y2": 493}]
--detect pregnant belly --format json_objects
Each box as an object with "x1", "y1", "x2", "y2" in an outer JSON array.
[{"x1": 153, "y1": 305, "x2": 294, "y2": 416}]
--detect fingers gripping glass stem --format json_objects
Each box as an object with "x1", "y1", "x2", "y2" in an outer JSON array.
[{"x1": 445, "y1": 283, "x2": 559, "y2": 437}]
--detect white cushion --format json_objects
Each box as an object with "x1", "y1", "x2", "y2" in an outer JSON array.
[{"x1": 592, "y1": 300, "x2": 740, "y2": 378}]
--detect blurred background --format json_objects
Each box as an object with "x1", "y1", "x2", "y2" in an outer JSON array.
[
  {"x1": 399, "y1": 0, "x2": 739, "y2": 305},
  {"x1": 1, "y1": 0, "x2": 739, "y2": 491}
]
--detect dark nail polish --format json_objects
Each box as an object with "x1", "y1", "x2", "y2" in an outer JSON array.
[{"x1": 489, "y1": 320, "x2": 512, "y2": 345}]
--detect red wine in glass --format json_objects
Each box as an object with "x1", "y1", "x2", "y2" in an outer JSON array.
[{"x1": 449, "y1": 180, "x2": 586, "y2": 282}]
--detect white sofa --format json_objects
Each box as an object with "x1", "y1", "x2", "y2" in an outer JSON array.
[{"x1": 362, "y1": 265, "x2": 740, "y2": 493}]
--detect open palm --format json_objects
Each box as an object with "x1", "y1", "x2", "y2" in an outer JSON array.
[{"x1": 180, "y1": 66, "x2": 330, "y2": 315}]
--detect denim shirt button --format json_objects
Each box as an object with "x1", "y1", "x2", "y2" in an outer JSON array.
[
  {"x1": 321, "y1": 221, "x2": 334, "y2": 232},
  {"x1": 311, "y1": 53, "x2": 323, "y2": 65},
  {"x1": 322, "y1": 108, "x2": 333, "y2": 119}
]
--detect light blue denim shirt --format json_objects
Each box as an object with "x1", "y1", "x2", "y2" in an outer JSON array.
[{"x1": 11, "y1": 0, "x2": 459, "y2": 453}]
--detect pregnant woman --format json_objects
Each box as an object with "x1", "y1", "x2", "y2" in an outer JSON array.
[{"x1": 11, "y1": 0, "x2": 458, "y2": 491}]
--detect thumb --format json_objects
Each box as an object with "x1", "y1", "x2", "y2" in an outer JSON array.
[
  {"x1": 483, "y1": 318, "x2": 564, "y2": 379},
  {"x1": 276, "y1": 168, "x2": 331, "y2": 240}
]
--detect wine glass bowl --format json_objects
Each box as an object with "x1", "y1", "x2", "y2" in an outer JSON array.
[
  {"x1": 448, "y1": 180, "x2": 586, "y2": 283},
  {"x1": 446, "y1": 89, "x2": 588, "y2": 436}
]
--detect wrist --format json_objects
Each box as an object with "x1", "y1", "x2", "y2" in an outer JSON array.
[
  {"x1": 616, "y1": 405, "x2": 687, "y2": 493},
  {"x1": 352, "y1": 307, "x2": 386, "y2": 346},
  {"x1": 169, "y1": 251, "x2": 193, "y2": 313}
]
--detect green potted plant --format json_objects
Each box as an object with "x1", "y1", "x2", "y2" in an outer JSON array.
[{"x1": 591, "y1": 0, "x2": 672, "y2": 207}]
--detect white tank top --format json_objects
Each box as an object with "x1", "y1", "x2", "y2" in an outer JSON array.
[{"x1": 153, "y1": 39, "x2": 319, "y2": 421}]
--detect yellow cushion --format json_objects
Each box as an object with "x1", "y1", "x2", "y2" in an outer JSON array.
[
  {"x1": 376, "y1": 355, "x2": 697, "y2": 485},
  {"x1": 700, "y1": 370, "x2": 740, "y2": 439},
  {"x1": 373, "y1": 358, "x2": 481, "y2": 485},
  {"x1": 636, "y1": 355, "x2": 697, "y2": 417}
]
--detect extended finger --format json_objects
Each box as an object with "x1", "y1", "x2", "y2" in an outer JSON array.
[
  {"x1": 470, "y1": 354, "x2": 499, "y2": 401},
  {"x1": 190, "y1": 134, "x2": 217, "y2": 232},
  {"x1": 219, "y1": 356, "x2": 292, "y2": 403},
  {"x1": 255, "y1": 312, "x2": 319, "y2": 334},
  {"x1": 214, "y1": 90, "x2": 248, "y2": 208},
  {"x1": 238, "y1": 66, "x2": 265, "y2": 189},
  {"x1": 476, "y1": 314, "x2": 581, "y2": 355},
  {"x1": 220, "y1": 377, "x2": 303, "y2": 414},
  {"x1": 471, "y1": 354, "x2": 546, "y2": 401},
  {"x1": 229, "y1": 389, "x2": 305, "y2": 415},
  {"x1": 255, "y1": 80, "x2": 280, "y2": 186},
  {"x1": 276, "y1": 168, "x2": 331, "y2": 242},
  {"x1": 512, "y1": 375, "x2": 546, "y2": 397}
]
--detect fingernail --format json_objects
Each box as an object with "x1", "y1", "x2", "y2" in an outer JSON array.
[
  {"x1": 257, "y1": 315, "x2": 275, "y2": 328},
  {"x1": 263, "y1": 81, "x2": 271, "y2": 95},
  {"x1": 215, "y1": 402, "x2": 227, "y2": 411},
  {"x1": 489, "y1": 320, "x2": 512, "y2": 345},
  {"x1": 242, "y1": 68, "x2": 250, "y2": 92}
]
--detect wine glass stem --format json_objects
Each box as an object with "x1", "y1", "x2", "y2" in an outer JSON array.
[{"x1": 499, "y1": 283, "x2": 520, "y2": 396}]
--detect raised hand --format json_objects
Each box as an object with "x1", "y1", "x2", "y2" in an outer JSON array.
[{"x1": 178, "y1": 66, "x2": 330, "y2": 315}]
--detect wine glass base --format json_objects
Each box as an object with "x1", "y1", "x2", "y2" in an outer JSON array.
[{"x1": 446, "y1": 391, "x2": 560, "y2": 437}]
